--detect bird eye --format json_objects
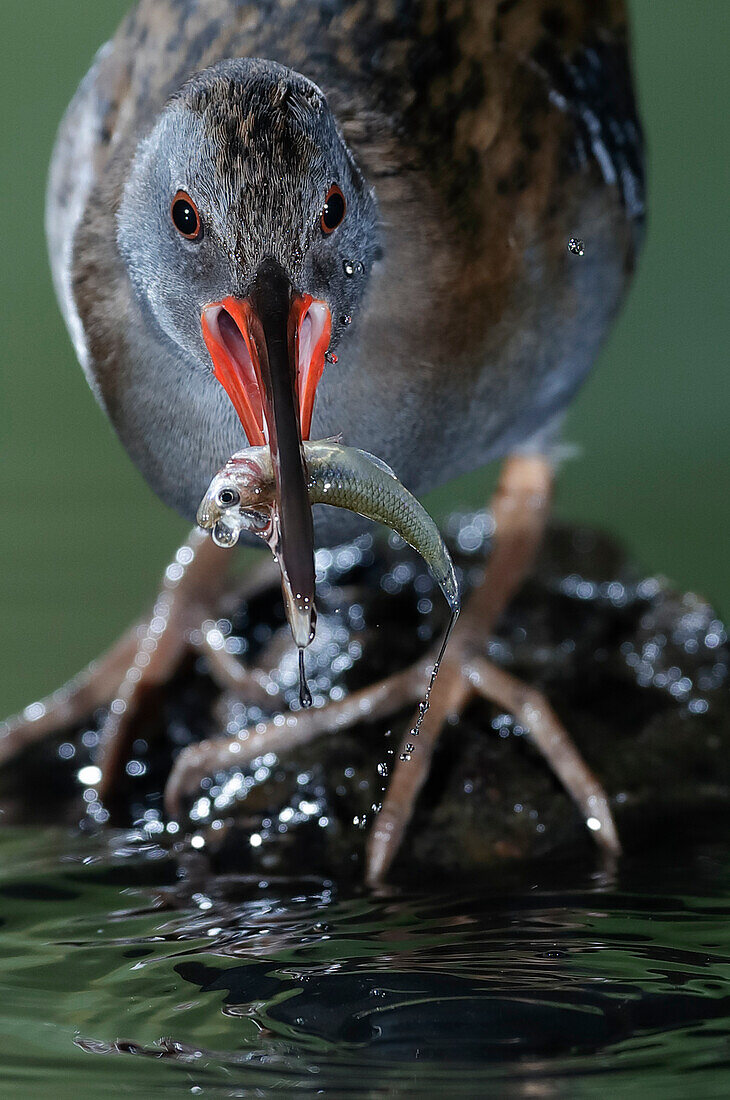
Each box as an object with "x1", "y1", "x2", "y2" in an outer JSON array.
[
  {"x1": 321, "y1": 184, "x2": 346, "y2": 235},
  {"x1": 171, "y1": 191, "x2": 202, "y2": 240},
  {"x1": 216, "y1": 486, "x2": 240, "y2": 508}
]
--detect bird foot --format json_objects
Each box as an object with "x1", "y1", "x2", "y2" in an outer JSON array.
[
  {"x1": 166, "y1": 616, "x2": 620, "y2": 885},
  {"x1": 0, "y1": 454, "x2": 620, "y2": 886},
  {"x1": 0, "y1": 623, "x2": 143, "y2": 769},
  {"x1": 0, "y1": 530, "x2": 279, "y2": 806},
  {"x1": 365, "y1": 635, "x2": 621, "y2": 886},
  {"x1": 168, "y1": 454, "x2": 621, "y2": 884},
  {"x1": 164, "y1": 657, "x2": 432, "y2": 817}
]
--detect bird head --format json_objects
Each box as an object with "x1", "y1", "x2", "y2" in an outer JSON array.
[{"x1": 117, "y1": 58, "x2": 379, "y2": 647}]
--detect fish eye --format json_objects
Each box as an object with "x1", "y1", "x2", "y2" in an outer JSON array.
[
  {"x1": 171, "y1": 191, "x2": 202, "y2": 240},
  {"x1": 216, "y1": 486, "x2": 240, "y2": 508},
  {"x1": 321, "y1": 184, "x2": 346, "y2": 235}
]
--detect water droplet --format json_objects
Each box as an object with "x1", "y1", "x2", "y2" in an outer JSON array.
[
  {"x1": 212, "y1": 520, "x2": 240, "y2": 548},
  {"x1": 399, "y1": 751, "x2": 412, "y2": 762},
  {"x1": 567, "y1": 237, "x2": 585, "y2": 256},
  {"x1": 78, "y1": 765, "x2": 102, "y2": 787},
  {"x1": 341, "y1": 314, "x2": 352, "y2": 326},
  {"x1": 325, "y1": 351, "x2": 338, "y2": 364},
  {"x1": 377, "y1": 762, "x2": 389, "y2": 777},
  {"x1": 343, "y1": 260, "x2": 355, "y2": 277},
  {"x1": 409, "y1": 609, "x2": 459, "y2": 743},
  {"x1": 298, "y1": 649, "x2": 312, "y2": 708}
]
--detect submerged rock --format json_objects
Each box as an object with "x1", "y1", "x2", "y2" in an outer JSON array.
[{"x1": 2, "y1": 517, "x2": 728, "y2": 881}]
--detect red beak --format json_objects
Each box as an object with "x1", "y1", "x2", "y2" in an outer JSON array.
[
  {"x1": 201, "y1": 289, "x2": 331, "y2": 445},
  {"x1": 200, "y1": 260, "x2": 331, "y2": 651}
]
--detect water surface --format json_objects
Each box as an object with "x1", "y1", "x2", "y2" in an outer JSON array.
[{"x1": 1, "y1": 824, "x2": 729, "y2": 1095}]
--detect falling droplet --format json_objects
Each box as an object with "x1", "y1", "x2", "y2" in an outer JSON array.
[
  {"x1": 567, "y1": 237, "x2": 585, "y2": 256},
  {"x1": 377, "y1": 762, "x2": 389, "y2": 777},
  {"x1": 298, "y1": 648, "x2": 312, "y2": 708},
  {"x1": 409, "y1": 608, "x2": 459, "y2": 743},
  {"x1": 212, "y1": 520, "x2": 240, "y2": 548},
  {"x1": 393, "y1": 611, "x2": 460, "y2": 766},
  {"x1": 343, "y1": 260, "x2": 355, "y2": 277}
]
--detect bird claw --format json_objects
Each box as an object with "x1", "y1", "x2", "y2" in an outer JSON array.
[
  {"x1": 164, "y1": 621, "x2": 620, "y2": 885},
  {"x1": 365, "y1": 640, "x2": 621, "y2": 887},
  {"x1": 163, "y1": 660, "x2": 430, "y2": 818}
]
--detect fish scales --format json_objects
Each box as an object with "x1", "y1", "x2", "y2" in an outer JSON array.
[
  {"x1": 198, "y1": 440, "x2": 460, "y2": 614},
  {"x1": 307, "y1": 446, "x2": 457, "y2": 610}
]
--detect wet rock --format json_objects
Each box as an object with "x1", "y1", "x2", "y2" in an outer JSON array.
[{"x1": 2, "y1": 517, "x2": 728, "y2": 881}]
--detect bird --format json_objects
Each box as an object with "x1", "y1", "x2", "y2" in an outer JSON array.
[{"x1": 0, "y1": 0, "x2": 644, "y2": 883}]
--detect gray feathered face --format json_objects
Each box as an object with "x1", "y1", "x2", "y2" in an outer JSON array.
[
  {"x1": 117, "y1": 58, "x2": 379, "y2": 649},
  {"x1": 118, "y1": 58, "x2": 378, "y2": 374}
]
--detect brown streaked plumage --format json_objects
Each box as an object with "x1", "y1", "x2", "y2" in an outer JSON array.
[
  {"x1": 4, "y1": 0, "x2": 643, "y2": 879},
  {"x1": 49, "y1": 0, "x2": 643, "y2": 527}
]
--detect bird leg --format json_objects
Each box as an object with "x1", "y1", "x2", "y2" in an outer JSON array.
[
  {"x1": 0, "y1": 625, "x2": 142, "y2": 766},
  {"x1": 366, "y1": 454, "x2": 620, "y2": 884},
  {"x1": 165, "y1": 659, "x2": 431, "y2": 817},
  {"x1": 1, "y1": 455, "x2": 619, "y2": 868},
  {"x1": 94, "y1": 529, "x2": 234, "y2": 802},
  {"x1": 0, "y1": 529, "x2": 242, "y2": 794},
  {"x1": 166, "y1": 455, "x2": 620, "y2": 884}
]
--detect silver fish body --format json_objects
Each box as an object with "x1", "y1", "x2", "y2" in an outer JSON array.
[{"x1": 198, "y1": 441, "x2": 460, "y2": 615}]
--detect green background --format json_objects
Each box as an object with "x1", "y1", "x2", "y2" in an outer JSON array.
[{"x1": 1, "y1": 1, "x2": 727, "y2": 718}]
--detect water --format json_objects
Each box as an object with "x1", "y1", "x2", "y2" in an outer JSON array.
[
  {"x1": 298, "y1": 648, "x2": 313, "y2": 709},
  {"x1": 1, "y1": 824, "x2": 730, "y2": 1095},
  {"x1": 405, "y1": 608, "x2": 460, "y2": 752}
]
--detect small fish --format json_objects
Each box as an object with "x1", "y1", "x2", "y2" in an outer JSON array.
[{"x1": 198, "y1": 440, "x2": 460, "y2": 617}]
